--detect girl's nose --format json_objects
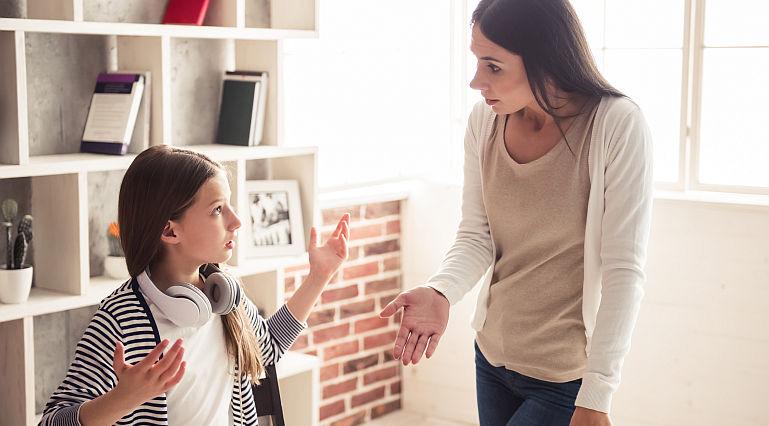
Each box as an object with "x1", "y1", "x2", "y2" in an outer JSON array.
[{"x1": 230, "y1": 211, "x2": 242, "y2": 231}]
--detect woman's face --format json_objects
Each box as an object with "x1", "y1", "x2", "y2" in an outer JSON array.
[
  {"x1": 172, "y1": 172, "x2": 242, "y2": 265},
  {"x1": 469, "y1": 24, "x2": 535, "y2": 115}
]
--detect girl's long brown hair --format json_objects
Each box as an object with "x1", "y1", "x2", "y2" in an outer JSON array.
[{"x1": 118, "y1": 145, "x2": 264, "y2": 383}]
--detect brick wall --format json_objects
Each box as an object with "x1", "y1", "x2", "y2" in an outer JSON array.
[{"x1": 281, "y1": 200, "x2": 404, "y2": 425}]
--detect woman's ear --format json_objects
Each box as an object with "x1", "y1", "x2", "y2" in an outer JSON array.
[{"x1": 160, "y1": 221, "x2": 181, "y2": 245}]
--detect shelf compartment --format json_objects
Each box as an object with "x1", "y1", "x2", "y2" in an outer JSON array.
[
  {"x1": 0, "y1": 316, "x2": 35, "y2": 424},
  {"x1": 87, "y1": 170, "x2": 124, "y2": 277},
  {"x1": 0, "y1": 30, "x2": 28, "y2": 165}
]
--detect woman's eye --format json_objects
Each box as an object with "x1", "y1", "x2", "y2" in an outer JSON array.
[{"x1": 488, "y1": 64, "x2": 500, "y2": 73}]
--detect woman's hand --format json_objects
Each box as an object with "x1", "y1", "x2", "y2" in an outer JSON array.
[
  {"x1": 112, "y1": 339, "x2": 186, "y2": 407},
  {"x1": 569, "y1": 407, "x2": 612, "y2": 426},
  {"x1": 379, "y1": 286, "x2": 450, "y2": 365},
  {"x1": 308, "y1": 213, "x2": 350, "y2": 282}
]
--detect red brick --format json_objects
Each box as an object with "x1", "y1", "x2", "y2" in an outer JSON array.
[
  {"x1": 330, "y1": 411, "x2": 366, "y2": 426},
  {"x1": 371, "y1": 399, "x2": 402, "y2": 419},
  {"x1": 285, "y1": 263, "x2": 310, "y2": 273},
  {"x1": 350, "y1": 386, "x2": 386, "y2": 408},
  {"x1": 348, "y1": 246, "x2": 361, "y2": 260},
  {"x1": 320, "y1": 400, "x2": 345, "y2": 421},
  {"x1": 308, "y1": 308, "x2": 336, "y2": 327},
  {"x1": 340, "y1": 300, "x2": 375, "y2": 319},
  {"x1": 364, "y1": 277, "x2": 399, "y2": 295},
  {"x1": 363, "y1": 366, "x2": 398, "y2": 385},
  {"x1": 304, "y1": 349, "x2": 318, "y2": 356},
  {"x1": 386, "y1": 220, "x2": 400, "y2": 234},
  {"x1": 321, "y1": 284, "x2": 359, "y2": 303},
  {"x1": 364, "y1": 201, "x2": 400, "y2": 219},
  {"x1": 383, "y1": 350, "x2": 395, "y2": 363},
  {"x1": 363, "y1": 239, "x2": 400, "y2": 256},
  {"x1": 284, "y1": 276, "x2": 296, "y2": 293},
  {"x1": 343, "y1": 262, "x2": 379, "y2": 280},
  {"x1": 322, "y1": 377, "x2": 358, "y2": 399},
  {"x1": 343, "y1": 354, "x2": 379, "y2": 374},
  {"x1": 323, "y1": 341, "x2": 359, "y2": 361},
  {"x1": 354, "y1": 316, "x2": 389, "y2": 333},
  {"x1": 321, "y1": 363, "x2": 340, "y2": 382},
  {"x1": 390, "y1": 381, "x2": 401, "y2": 395},
  {"x1": 383, "y1": 257, "x2": 400, "y2": 271},
  {"x1": 322, "y1": 206, "x2": 360, "y2": 225},
  {"x1": 314, "y1": 323, "x2": 350, "y2": 344},
  {"x1": 350, "y1": 223, "x2": 383, "y2": 241},
  {"x1": 363, "y1": 330, "x2": 397, "y2": 350},
  {"x1": 290, "y1": 334, "x2": 309, "y2": 350}
]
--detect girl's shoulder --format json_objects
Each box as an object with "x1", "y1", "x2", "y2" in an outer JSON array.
[{"x1": 97, "y1": 277, "x2": 145, "y2": 315}]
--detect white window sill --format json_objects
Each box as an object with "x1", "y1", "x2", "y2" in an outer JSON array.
[
  {"x1": 654, "y1": 189, "x2": 769, "y2": 209},
  {"x1": 318, "y1": 180, "x2": 415, "y2": 209}
]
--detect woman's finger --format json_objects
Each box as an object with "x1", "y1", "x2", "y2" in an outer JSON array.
[
  {"x1": 379, "y1": 293, "x2": 405, "y2": 318},
  {"x1": 137, "y1": 339, "x2": 169, "y2": 370},
  {"x1": 425, "y1": 333, "x2": 442, "y2": 359},
  {"x1": 391, "y1": 323, "x2": 410, "y2": 359},
  {"x1": 401, "y1": 332, "x2": 419, "y2": 366},
  {"x1": 411, "y1": 334, "x2": 430, "y2": 364}
]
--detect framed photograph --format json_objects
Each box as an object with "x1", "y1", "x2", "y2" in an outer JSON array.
[{"x1": 243, "y1": 180, "x2": 305, "y2": 257}]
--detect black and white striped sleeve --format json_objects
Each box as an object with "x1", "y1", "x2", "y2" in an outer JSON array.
[
  {"x1": 243, "y1": 297, "x2": 306, "y2": 365},
  {"x1": 39, "y1": 307, "x2": 121, "y2": 426}
]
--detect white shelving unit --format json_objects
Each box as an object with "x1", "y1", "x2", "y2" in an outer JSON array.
[{"x1": 0, "y1": 1, "x2": 320, "y2": 424}]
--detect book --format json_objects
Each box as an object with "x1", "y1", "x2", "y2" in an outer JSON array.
[
  {"x1": 215, "y1": 71, "x2": 269, "y2": 147},
  {"x1": 121, "y1": 70, "x2": 152, "y2": 154},
  {"x1": 162, "y1": 0, "x2": 210, "y2": 26},
  {"x1": 80, "y1": 73, "x2": 145, "y2": 155}
]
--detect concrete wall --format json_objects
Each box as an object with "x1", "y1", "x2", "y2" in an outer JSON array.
[{"x1": 401, "y1": 181, "x2": 769, "y2": 426}]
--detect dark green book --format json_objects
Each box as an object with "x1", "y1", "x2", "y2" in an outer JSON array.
[{"x1": 215, "y1": 79, "x2": 258, "y2": 146}]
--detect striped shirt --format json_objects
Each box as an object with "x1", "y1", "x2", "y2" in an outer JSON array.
[{"x1": 39, "y1": 277, "x2": 306, "y2": 425}]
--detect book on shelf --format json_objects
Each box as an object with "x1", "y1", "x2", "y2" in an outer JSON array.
[
  {"x1": 80, "y1": 72, "x2": 147, "y2": 156},
  {"x1": 162, "y1": 0, "x2": 210, "y2": 25},
  {"x1": 215, "y1": 70, "x2": 269, "y2": 147}
]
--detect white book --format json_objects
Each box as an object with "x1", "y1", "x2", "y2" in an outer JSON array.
[{"x1": 81, "y1": 73, "x2": 145, "y2": 155}]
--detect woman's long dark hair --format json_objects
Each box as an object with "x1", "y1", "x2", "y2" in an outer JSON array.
[
  {"x1": 118, "y1": 145, "x2": 264, "y2": 383},
  {"x1": 472, "y1": 0, "x2": 625, "y2": 119}
]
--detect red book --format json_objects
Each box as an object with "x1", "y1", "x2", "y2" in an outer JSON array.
[{"x1": 162, "y1": 0, "x2": 211, "y2": 26}]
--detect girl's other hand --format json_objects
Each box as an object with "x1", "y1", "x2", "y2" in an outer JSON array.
[
  {"x1": 112, "y1": 339, "x2": 186, "y2": 407},
  {"x1": 308, "y1": 213, "x2": 350, "y2": 282}
]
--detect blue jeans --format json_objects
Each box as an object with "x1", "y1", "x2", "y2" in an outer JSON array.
[{"x1": 475, "y1": 342, "x2": 582, "y2": 426}]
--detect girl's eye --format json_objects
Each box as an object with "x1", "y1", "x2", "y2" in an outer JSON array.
[
  {"x1": 488, "y1": 64, "x2": 501, "y2": 73},
  {"x1": 214, "y1": 206, "x2": 223, "y2": 215}
]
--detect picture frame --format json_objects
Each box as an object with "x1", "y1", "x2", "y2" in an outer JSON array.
[{"x1": 243, "y1": 180, "x2": 305, "y2": 257}]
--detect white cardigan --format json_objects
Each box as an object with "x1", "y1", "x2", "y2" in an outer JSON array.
[{"x1": 426, "y1": 96, "x2": 654, "y2": 413}]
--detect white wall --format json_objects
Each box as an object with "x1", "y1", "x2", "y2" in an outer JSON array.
[{"x1": 400, "y1": 181, "x2": 769, "y2": 426}]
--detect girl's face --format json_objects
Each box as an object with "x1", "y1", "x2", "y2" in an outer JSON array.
[
  {"x1": 168, "y1": 172, "x2": 241, "y2": 265},
  {"x1": 469, "y1": 24, "x2": 536, "y2": 115}
]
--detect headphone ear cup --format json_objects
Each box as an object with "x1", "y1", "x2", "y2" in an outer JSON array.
[
  {"x1": 203, "y1": 272, "x2": 240, "y2": 315},
  {"x1": 166, "y1": 283, "x2": 212, "y2": 327}
]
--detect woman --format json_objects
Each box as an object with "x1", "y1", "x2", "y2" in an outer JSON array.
[
  {"x1": 41, "y1": 145, "x2": 350, "y2": 425},
  {"x1": 380, "y1": 1, "x2": 653, "y2": 425}
]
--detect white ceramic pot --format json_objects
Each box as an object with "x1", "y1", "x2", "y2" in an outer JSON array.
[
  {"x1": 0, "y1": 264, "x2": 34, "y2": 304},
  {"x1": 104, "y1": 255, "x2": 129, "y2": 279}
]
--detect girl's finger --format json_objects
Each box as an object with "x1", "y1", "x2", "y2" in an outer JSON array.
[
  {"x1": 154, "y1": 339, "x2": 183, "y2": 374},
  {"x1": 157, "y1": 347, "x2": 185, "y2": 382},
  {"x1": 309, "y1": 227, "x2": 318, "y2": 248},
  {"x1": 332, "y1": 218, "x2": 344, "y2": 238},
  {"x1": 137, "y1": 339, "x2": 169, "y2": 371},
  {"x1": 164, "y1": 361, "x2": 187, "y2": 390},
  {"x1": 113, "y1": 341, "x2": 125, "y2": 373},
  {"x1": 338, "y1": 234, "x2": 348, "y2": 258}
]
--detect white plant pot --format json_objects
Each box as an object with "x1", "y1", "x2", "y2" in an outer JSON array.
[
  {"x1": 104, "y1": 255, "x2": 129, "y2": 279},
  {"x1": 0, "y1": 264, "x2": 34, "y2": 304}
]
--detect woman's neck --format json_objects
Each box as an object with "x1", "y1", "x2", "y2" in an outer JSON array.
[{"x1": 148, "y1": 257, "x2": 203, "y2": 292}]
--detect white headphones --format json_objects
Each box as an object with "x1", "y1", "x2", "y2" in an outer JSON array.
[{"x1": 138, "y1": 263, "x2": 242, "y2": 328}]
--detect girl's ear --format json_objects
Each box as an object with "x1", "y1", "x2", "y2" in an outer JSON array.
[{"x1": 160, "y1": 221, "x2": 181, "y2": 245}]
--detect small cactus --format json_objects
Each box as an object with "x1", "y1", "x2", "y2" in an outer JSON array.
[{"x1": 0, "y1": 199, "x2": 32, "y2": 270}]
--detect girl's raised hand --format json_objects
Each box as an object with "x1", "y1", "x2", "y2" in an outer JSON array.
[
  {"x1": 308, "y1": 213, "x2": 350, "y2": 281},
  {"x1": 112, "y1": 338, "x2": 186, "y2": 407}
]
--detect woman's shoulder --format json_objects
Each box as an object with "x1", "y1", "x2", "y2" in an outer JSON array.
[{"x1": 597, "y1": 95, "x2": 644, "y2": 126}]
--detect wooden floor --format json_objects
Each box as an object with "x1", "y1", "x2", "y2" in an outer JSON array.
[{"x1": 365, "y1": 410, "x2": 477, "y2": 426}]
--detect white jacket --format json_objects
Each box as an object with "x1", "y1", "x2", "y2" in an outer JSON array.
[{"x1": 426, "y1": 96, "x2": 654, "y2": 413}]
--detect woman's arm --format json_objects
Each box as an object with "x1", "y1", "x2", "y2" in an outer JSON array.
[{"x1": 575, "y1": 104, "x2": 654, "y2": 414}]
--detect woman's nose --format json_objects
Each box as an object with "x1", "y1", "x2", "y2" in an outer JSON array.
[{"x1": 469, "y1": 69, "x2": 484, "y2": 91}]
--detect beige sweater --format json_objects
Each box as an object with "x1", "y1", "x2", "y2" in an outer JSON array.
[{"x1": 475, "y1": 100, "x2": 599, "y2": 382}]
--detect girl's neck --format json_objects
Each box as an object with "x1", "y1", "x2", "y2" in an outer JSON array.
[{"x1": 148, "y1": 257, "x2": 204, "y2": 292}]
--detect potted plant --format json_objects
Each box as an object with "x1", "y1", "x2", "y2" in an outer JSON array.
[
  {"x1": 103, "y1": 221, "x2": 129, "y2": 279},
  {"x1": 0, "y1": 199, "x2": 34, "y2": 304}
]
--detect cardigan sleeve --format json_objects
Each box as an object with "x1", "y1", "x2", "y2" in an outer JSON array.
[
  {"x1": 575, "y1": 104, "x2": 654, "y2": 413},
  {"x1": 425, "y1": 101, "x2": 495, "y2": 305},
  {"x1": 243, "y1": 297, "x2": 306, "y2": 365},
  {"x1": 39, "y1": 308, "x2": 122, "y2": 426}
]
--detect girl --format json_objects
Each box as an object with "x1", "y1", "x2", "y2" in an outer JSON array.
[
  {"x1": 40, "y1": 145, "x2": 350, "y2": 425},
  {"x1": 380, "y1": 0, "x2": 653, "y2": 425}
]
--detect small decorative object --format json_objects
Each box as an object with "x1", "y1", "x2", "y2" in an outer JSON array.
[
  {"x1": 0, "y1": 198, "x2": 34, "y2": 304},
  {"x1": 103, "y1": 222, "x2": 129, "y2": 279},
  {"x1": 244, "y1": 180, "x2": 305, "y2": 257}
]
